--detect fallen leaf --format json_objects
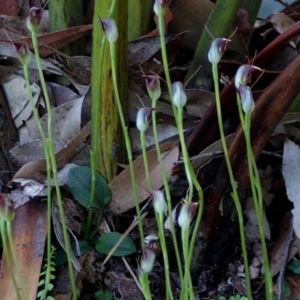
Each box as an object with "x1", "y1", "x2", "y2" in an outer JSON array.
[
  {"x1": 0, "y1": 24, "x2": 93, "y2": 57},
  {"x1": 12, "y1": 121, "x2": 91, "y2": 182},
  {"x1": 282, "y1": 138, "x2": 300, "y2": 238},
  {"x1": 0, "y1": 201, "x2": 47, "y2": 300},
  {"x1": 270, "y1": 13, "x2": 296, "y2": 48},
  {"x1": 108, "y1": 142, "x2": 179, "y2": 214}
]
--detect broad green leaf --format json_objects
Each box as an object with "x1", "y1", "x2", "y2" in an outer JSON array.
[
  {"x1": 96, "y1": 232, "x2": 136, "y2": 256},
  {"x1": 68, "y1": 166, "x2": 111, "y2": 208}
]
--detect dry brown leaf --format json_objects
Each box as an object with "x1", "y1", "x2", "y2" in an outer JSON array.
[
  {"x1": 1, "y1": 24, "x2": 93, "y2": 57},
  {"x1": 13, "y1": 121, "x2": 91, "y2": 182},
  {"x1": 0, "y1": 201, "x2": 47, "y2": 300},
  {"x1": 145, "y1": 9, "x2": 173, "y2": 37},
  {"x1": 108, "y1": 142, "x2": 179, "y2": 214}
]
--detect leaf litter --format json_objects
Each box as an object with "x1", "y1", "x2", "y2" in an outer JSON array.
[{"x1": 2, "y1": 0, "x2": 300, "y2": 299}]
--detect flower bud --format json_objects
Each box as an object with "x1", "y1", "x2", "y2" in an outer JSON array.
[
  {"x1": 208, "y1": 38, "x2": 230, "y2": 64},
  {"x1": 234, "y1": 65, "x2": 261, "y2": 89},
  {"x1": 0, "y1": 193, "x2": 15, "y2": 222},
  {"x1": 153, "y1": 0, "x2": 171, "y2": 17},
  {"x1": 150, "y1": 190, "x2": 167, "y2": 214},
  {"x1": 140, "y1": 247, "x2": 156, "y2": 274},
  {"x1": 144, "y1": 75, "x2": 161, "y2": 102},
  {"x1": 99, "y1": 18, "x2": 118, "y2": 43},
  {"x1": 238, "y1": 85, "x2": 255, "y2": 113},
  {"x1": 178, "y1": 202, "x2": 198, "y2": 229},
  {"x1": 27, "y1": 7, "x2": 43, "y2": 32},
  {"x1": 136, "y1": 107, "x2": 153, "y2": 132},
  {"x1": 13, "y1": 42, "x2": 31, "y2": 66},
  {"x1": 172, "y1": 82, "x2": 187, "y2": 108}
]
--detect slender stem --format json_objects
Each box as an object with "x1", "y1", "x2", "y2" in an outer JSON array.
[
  {"x1": 23, "y1": 63, "x2": 53, "y2": 300},
  {"x1": 30, "y1": 30, "x2": 76, "y2": 299},
  {"x1": 244, "y1": 112, "x2": 272, "y2": 300},
  {"x1": 109, "y1": 42, "x2": 145, "y2": 245},
  {"x1": 151, "y1": 104, "x2": 184, "y2": 283},
  {"x1": 212, "y1": 63, "x2": 252, "y2": 298},
  {"x1": 157, "y1": 15, "x2": 176, "y2": 122},
  {"x1": 141, "y1": 130, "x2": 152, "y2": 190},
  {"x1": 139, "y1": 273, "x2": 152, "y2": 300}
]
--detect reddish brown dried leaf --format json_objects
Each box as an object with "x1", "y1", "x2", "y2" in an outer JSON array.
[
  {"x1": 0, "y1": 201, "x2": 47, "y2": 299},
  {"x1": 5, "y1": 24, "x2": 93, "y2": 57}
]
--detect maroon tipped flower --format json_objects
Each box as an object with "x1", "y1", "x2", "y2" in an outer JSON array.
[
  {"x1": 234, "y1": 65, "x2": 261, "y2": 89},
  {"x1": 153, "y1": 0, "x2": 172, "y2": 16},
  {"x1": 238, "y1": 85, "x2": 255, "y2": 113},
  {"x1": 150, "y1": 190, "x2": 167, "y2": 214},
  {"x1": 144, "y1": 75, "x2": 161, "y2": 102},
  {"x1": 208, "y1": 38, "x2": 230, "y2": 64},
  {"x1": 27, "y1": 7, "x2": 43, "y2": 32},
  {"x1": 13, "y1": 42, "x2": 31, "y2": 66},
  {"x1": 140, "y1": 247, "x2": 156, "y2": 274},
  {"x1": 172, "y1": 81, "x2": 187, "y2": 108},
  {"x1": 136, "y1": 107, "x2": 153, "y2": 132},
  {"x1": 99, "y1": 18, "x2": 118, "y2": 43},
  {"x1": 178, "y1": 202, "x2": 198, "y2": 229}
]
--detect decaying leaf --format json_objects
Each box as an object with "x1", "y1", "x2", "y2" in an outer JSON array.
[
  {"x1": 0, "y1": 201, "x2": 47, "y2": 300},
  {"x1": 270, "y1": 13, "x2": 296, "y2": 48},
  {"x1": 12, "y1": 121, "x2": 91, "y2": 182},
  {"x1": 52, "y1": 195, "x2": 81, "y2": 271},
  {"x1": 108, "y1": 142, "x2": 179, "y2": 214},
  {"x1": 282, "y1": 138, "x2": 300, "y2": 239},
  {"x1": 10, "y1": 97, "x2": 84, "y2": 165}
]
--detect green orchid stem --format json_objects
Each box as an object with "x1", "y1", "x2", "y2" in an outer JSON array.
[
  {"x1": 23, "y1": 63, "x2": 53, "y2": 299},
  {"x1": 30, "y1": 29, "x2": 76, "y2": 299},
  {"x1": 157, "y1": 14, "x2": 177, "y2": 123},
  {"x1": 212, "y1": 63, "x2": 252, "y2": 298},
  {"x1": 157, "y1": 212, "x2": 173, "y2": 300},
  {"x1": 181, "y1": 227, "x2": 194, "y2": 300},
  {"x1": 140, "y1": 127, "x2": 173, "y2": 299},
  {"x1": 139, "y1": 273, "x2": 152, "y2": 300},
  {"x1": 109, "y1": 42, "x2": 145, "y2": 245},
  {"x1": 0, "y1": 220, "x2": 22, "y2": 300},
  {"x1": 242, "y1": 108, "x2": 272, "y2": 300},
  {"x1": 87, "y1": 34, "x2": 107, "y2": 240},
  {"x1": 156, "y1": 13, "x2": 183, "y2": 284},
  {"x1": 151, "y1": 104, "x2": 184, "y2": 284},
  {"x1": 140, "y1": 130, "x2": 152, "y2": 190},
  {"x1": 177, "y1": 107, "x2": 205, "y2": 298}
]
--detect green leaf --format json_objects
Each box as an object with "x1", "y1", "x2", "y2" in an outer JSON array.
[
  {"x1": 68, "y1": 166, "x2": 111, "y2": 208},
  {"x1": 95, "y1": 232, "x2": 136, "y2": 257},
  {"x1": 288, "y1": 258, "x2": 300, "y2": 274}
]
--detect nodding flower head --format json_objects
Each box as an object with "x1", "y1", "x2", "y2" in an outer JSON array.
[
  {"x1": 13, "y1": 42, "x2": 31, "y2": 66},
  {"x1": 0, "y1": 193, "x2": 15, "y2": 222},
  {"x1": 150, "y1": 190, "x2": 167, "y2": 214},
  {"x1": 234, "y1": 65, "x2": 261, "y2": 89},
  {"x1": 172, "y1": 82, "x2": 187, "y2": 108},
  {"x1": 140, "y1": 247, "x2": 156, "y2": 274},
  {"x1": 208, "y1": 38, "x2": 230, "y2": 64},
  {"x1": 136, "y1": 107, "x2": 153, "y2": 132},
  {"x1": 144, "y1": 75, "x2": 161, "y2": 102},
  {"x1": 238, "y1": 85, "x2": 255, "y2": 114},
  {"x1": 153, "y1": 0, "x2": 172, "y2": 16},
  {"x1": 27, "y1": 7, "x2": 43, "y2": 32},
  {"x1": 178, "y1": 202, "x2": 198, "y2": 229},
  {"x1": 99, "y1": 18, "x2": 118, "y2": 43}
]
